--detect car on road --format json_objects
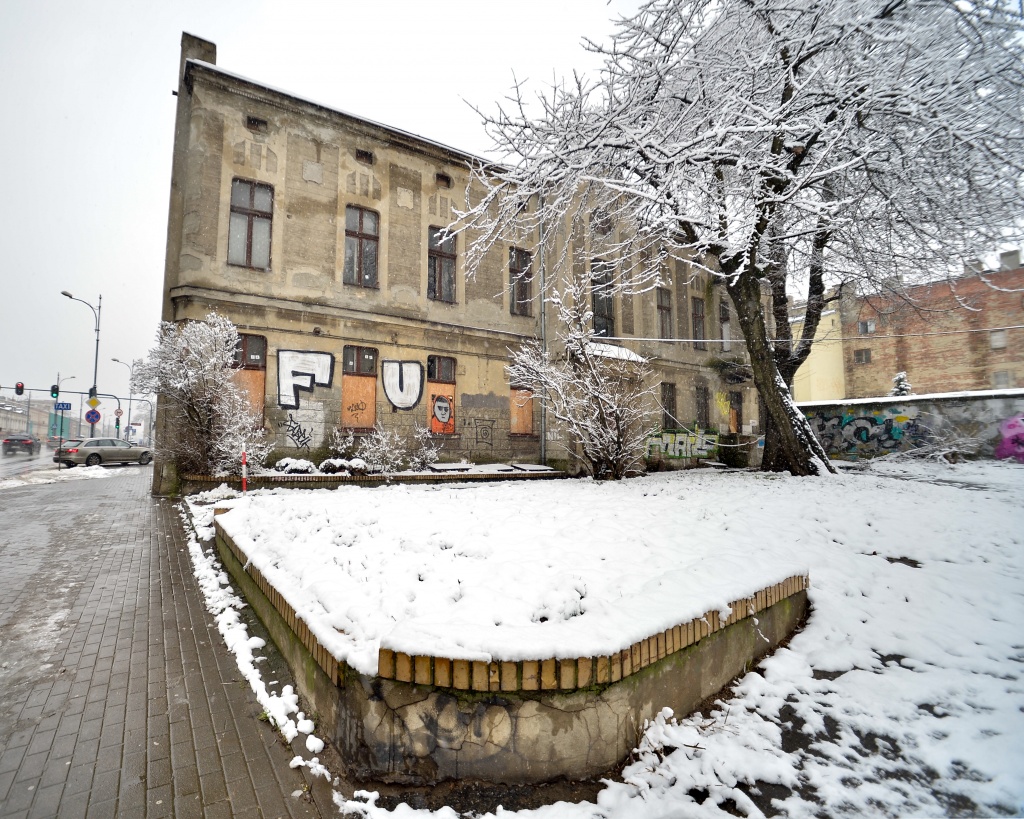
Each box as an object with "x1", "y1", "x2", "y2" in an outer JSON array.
[
  {"x1": 53, "y1": 437, "x2": 154, "y2": 468},
  {"x1": 2, "y1": 433, "x2": 41, "y2": 455}
]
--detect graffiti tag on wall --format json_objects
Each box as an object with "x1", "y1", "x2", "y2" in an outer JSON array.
[
  {"x1": 382, "y1": 361, "x2": 424, "y2": 410},
  {"x1": 278, "y1": 351, "x2": 334, "y2": 409},
  {"x1": 805, "y1": 407, "x2": 926, "y2": 456},
  {"x1": 280, "y1": 412, "x2": 313, "y2": 449},
  {"x1": 647, "y1": 431, "x2": 719, "y2": 459}
]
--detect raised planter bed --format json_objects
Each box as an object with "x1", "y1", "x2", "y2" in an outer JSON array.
[{"x1": 213, "y1": 517, "x2": 807, "y2": 785}]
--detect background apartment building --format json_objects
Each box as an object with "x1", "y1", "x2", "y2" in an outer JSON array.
[{"x1": 155, "y1": 34, "x2": 760, "y2": 487}]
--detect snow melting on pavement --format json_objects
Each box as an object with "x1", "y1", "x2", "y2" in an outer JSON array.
[
  {"x1": 0, "y1": 463, "x2": 119, "y2": 491},
  {"x1": 188, "y1": 460, "x2": 1023, "y2": 818}
]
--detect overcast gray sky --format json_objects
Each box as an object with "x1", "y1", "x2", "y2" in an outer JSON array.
[{"x1": 0, "y1": 0, "x2": 629, "y2": 405}]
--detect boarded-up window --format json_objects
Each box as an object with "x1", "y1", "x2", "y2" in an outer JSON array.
[
  {"x1": 427, "y1": 355, "x2": 456, "y2": 434},
  {"x1": 232, "y1": 334, "x2": 267, "y2": 420},
  {"x1": 341, "y1": 345, "x2": 377, "y2": 429},
  {"x1": 510, "y1": 388, "x2": 533, "y2": 435}
]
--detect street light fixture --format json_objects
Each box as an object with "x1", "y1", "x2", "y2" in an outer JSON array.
[
  {"x1": 111, "y1": 358, "x2": 134, "y2": 441},
  {"x1": 61, "y1": 291, "x2": 101, "y2": 437}
]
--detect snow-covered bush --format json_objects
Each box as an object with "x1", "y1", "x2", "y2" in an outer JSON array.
[
  {"x1": 328, "y1": 427, "x2": 356, "y2": 459},
  {"x1": 890, "y1": 372, "x2": 914, "y2": 397},
  {"x1": 135, "y1": 312, "x2": 269, "y2": 475},
  {"x1": 407, "y1": 424, "x2": 441, "y2": 471},
  {"x1": 273, "y1": 458, "x2": 316, "y2": 474},
  {"x1": 356, "y1": 423, "x2": 406, "y2": 474},
  {"x1": 318, "y1": 458, "x2": 350, "y2": 475}
]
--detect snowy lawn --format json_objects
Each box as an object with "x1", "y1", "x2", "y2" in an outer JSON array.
[{"x1": 186, "y1": 459, "x2": 1024, "y2": 818}]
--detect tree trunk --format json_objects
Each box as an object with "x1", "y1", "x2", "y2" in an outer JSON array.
[{"x1": 727, "y1": 272, "x2": 836, "y2": 476}]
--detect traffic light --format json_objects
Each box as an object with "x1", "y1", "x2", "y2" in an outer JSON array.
[
  {"x1": 50, "y1": 384, "x2": 59, "y2": 399},
  {"x1": 115, "y1": 417, "x2": 121, "y2": 432},
  {"x1": 88, "y1": 386, "x2": 97, "y2": 399},
  {"x1": 15, "y1": 382, "x2": 24, "y2": 396}
]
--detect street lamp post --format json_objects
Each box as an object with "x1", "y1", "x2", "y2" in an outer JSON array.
[
  {"x1": 111, "y1": 358, "x2": 134, "y2": 441},
  {"x1": 61, "y1": 291, "x2": 101, "y2": 437}
]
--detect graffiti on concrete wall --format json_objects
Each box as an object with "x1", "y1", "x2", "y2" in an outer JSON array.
[
  {"x1": 382, "y1": 361, "x2": 424, "y2": 410},
  {"x1": 278, "y1": 351, "x2": 334, "y2": 410},
  {"x1": 280, "y1": 412, "x2": 313, "y2": 450},
  {"x1": 994, "y1": 413, "x2": 1024, "y2": 463},
  {"x1": 805, "y1": 407, "x2": 928, "y2": 456},
  {"x1": 647, "y1": 430, "x2": 719, "y2": 459}
]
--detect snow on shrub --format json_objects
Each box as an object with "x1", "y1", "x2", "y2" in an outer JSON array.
[{"x1": 273, "y1": 458, "x2": 316, "y2": 474}]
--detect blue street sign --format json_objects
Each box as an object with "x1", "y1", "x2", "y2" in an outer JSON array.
[
  {"x1": 84, "y1": 409, "x2": 101, "y2": 425},
  {"x1": 54, "y1": 402, "x2": 72, "y2": 411}
]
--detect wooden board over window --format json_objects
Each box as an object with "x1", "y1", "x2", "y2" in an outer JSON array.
[
  {"x1": 342, "y1": 375, "x2": 377, "y2": 430},
  {"x1": 428, "y1": 385, "x2": 455, "y2": 434},
  {"x1": 510, "y1": 389, "x2": 533, "y2": 435},
  {"x1": 231, "y1": 369, "x2": 266, "y2": 420}
]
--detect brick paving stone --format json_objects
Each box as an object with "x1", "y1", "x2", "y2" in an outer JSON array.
[{"x1": 0, "y1": 469, "x2": 321, "y2": 817}]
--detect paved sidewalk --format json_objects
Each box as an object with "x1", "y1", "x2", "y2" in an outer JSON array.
[{"x1": 0, "y1": 468, "x2": 322, "y2": 818}]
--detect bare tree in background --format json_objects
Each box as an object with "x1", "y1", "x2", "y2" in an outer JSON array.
[
  {"x1": 135, "y1": 313, "x2": 269, "y2": 476},
  {"x1": 462, "y1": 0, "x2": 1024, "y2": 476},
  {"x1": 508, "y1": 274, "x2": 657, "y2": 479}
]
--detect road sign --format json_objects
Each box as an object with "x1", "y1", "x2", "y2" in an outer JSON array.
[
  {"x1": 86, "y1": 397, "x2": 101, "y2": 409},
  {"x1": 54, "y1": 402, "x2": 72, "y2": 411},
  {"x1": 114, "y1": 409, "x2": 123, "y2": 418},
  {"x1": 85, "y1": 409, "x2": 101, "y2": 425}
]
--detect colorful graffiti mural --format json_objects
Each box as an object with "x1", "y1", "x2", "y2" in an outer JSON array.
[
  {"x1": 646, "y1": 430, "x2": 719, "y2": 460},
  {"x1": 805, "y1": 407, "x2": 928, "y2": 456}
]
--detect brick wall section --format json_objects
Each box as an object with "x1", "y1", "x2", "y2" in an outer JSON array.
[
  {"x1": 214, "y1": 518, "x2": 807, "y2": 694},
  {"x1": 842, "y1": 267, "x2": 1024, "y2": 398}
]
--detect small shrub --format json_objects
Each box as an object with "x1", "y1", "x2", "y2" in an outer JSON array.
[
  {"x1": 274, "y1": 457, "x2": 317, "y2": 474},
  {"x1": 356, "y1": 424, "x2": 406, "y2": 474},
  {"x1": 318, "y1": 458, "x2": 350, "y2": 475},
  {"x1": 407, "y1": 425, "x2": 442, "y2": 470}
]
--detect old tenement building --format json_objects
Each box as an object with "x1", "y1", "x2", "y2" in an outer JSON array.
[{"x1": 155, "y1": 33, "x2": 759, "y2": 487}]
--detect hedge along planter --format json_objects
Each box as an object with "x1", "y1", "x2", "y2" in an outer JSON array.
[{"x1": 213, "y1": 516, "x2": 808, "y2": 786}]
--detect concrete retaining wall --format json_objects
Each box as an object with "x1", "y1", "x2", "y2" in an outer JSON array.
[
  {"x1": 214, "y1": 521, "x2": 807, "y2": 785},
  {"x1": 800, "y1": 389, "x2": 1024, "y2": 461}
]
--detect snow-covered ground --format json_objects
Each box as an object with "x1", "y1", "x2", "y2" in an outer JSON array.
[
  {"x1": 0, "y1": 462, "x2": 120, "y2": 491},
  {"x1": 185, "y1": 459, "x2": 1024, "y2": 818}
]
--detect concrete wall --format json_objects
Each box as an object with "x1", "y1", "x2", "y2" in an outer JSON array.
[{"x1": 800, "y1": 389, "x2": 1024, "y2": 461}]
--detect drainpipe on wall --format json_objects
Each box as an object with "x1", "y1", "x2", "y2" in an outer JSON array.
[{"x1": 539, "y1": 194, "x2": 547, "y2": 464}]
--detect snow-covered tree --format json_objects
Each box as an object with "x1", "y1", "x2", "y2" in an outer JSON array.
[
  {"x1": 508, "y1": 275, "x2": 657, "y2": 479},
  {"x1": 462, "y1": 0, "x2": 1024, "y2": 476},
  {"x1": 890, "y1": 372, "x2": 914, "y2": 397},
  {"x1": 356, "y1": 423, "x2": 406, "y2": 475},
  {"x1": 135, "y1": 313, "x2": 269, "y2": 476}
]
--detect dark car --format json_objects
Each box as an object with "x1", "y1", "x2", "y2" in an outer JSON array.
[
  {"x1": 2, "y1": 433, "x2": 41, "y2": 455},
  {"x1": 53, "y1": 437, "x2": 153, "y2": 468}
]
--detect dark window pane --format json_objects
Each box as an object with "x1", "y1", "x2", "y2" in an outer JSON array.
[
  {"x1": 228, "y1": 213, "x2": 248, "y2": 265},
  {"x1": 364, "y1": 210, "x2": 378, "y2": 235},
  {"x1": 231, "y1": 180, "x2": 251, "y2": 208},
  {"x1": 251, "y1": 217, "x2": 271, "y2": 268},
  {"x1": 362, "y1": 239, "x2": 377, "y2": 286},
  {"x1": 252, "y1": 185, "x2": 272, "y2": 213},
  {"x1": 343, "y1": 236, "x2": 357, "y2": 283},
  {"x1": 346, "y1": 206, "x2": 360, "y2": 232}
]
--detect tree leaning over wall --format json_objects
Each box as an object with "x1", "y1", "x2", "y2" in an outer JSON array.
[
  {"x1": 135, "y1": 312, "x2": 269, "y2": 477},
  {"x1": 460, "y1": 0, "x2": 1024, "y2": 476}
]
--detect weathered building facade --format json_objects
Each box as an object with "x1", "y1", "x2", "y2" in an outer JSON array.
[{"x1": 155, "y1": 33, "x2": 759, "y2": 491}]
